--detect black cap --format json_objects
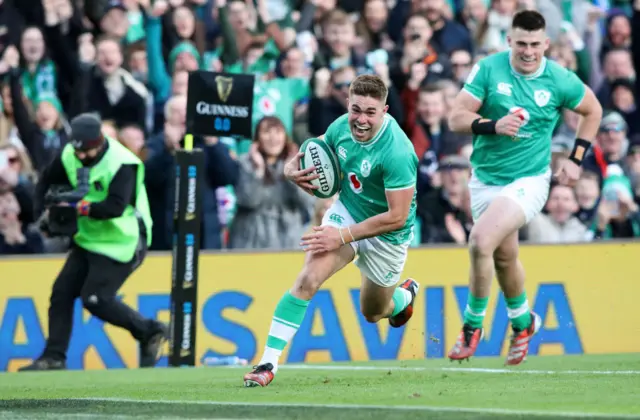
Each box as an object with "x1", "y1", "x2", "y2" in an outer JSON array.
[
  {"x1": 70, "y1": 113, "x2": 104, "y2": 151},
  {"x1": 104, "y1": 0, "x2": 126, "y2": 14}
]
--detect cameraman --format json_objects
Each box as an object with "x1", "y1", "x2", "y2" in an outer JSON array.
[{"x1": 20, "y1": 114, "x2": 167, "y2": 371}]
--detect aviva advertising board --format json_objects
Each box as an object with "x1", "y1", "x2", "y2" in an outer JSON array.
[{"x1": 1, "y1": 243, "x2": 639, "y2": 372}]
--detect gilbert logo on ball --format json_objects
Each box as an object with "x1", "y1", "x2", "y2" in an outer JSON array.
[{"x1": 300, "y1": 138, "x2": 341, "y2": 199}]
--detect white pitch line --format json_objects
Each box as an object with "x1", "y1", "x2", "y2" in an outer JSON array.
[
  {"x1": 242, "y1": 364, "x2": 640, "y2": 375},
  {"x1": 71, "y1": 397, "x2": 640, "y2": 419},
  {"x1": 0, "y1": 412, "x2": 144, "y2": 420},
  {"x1": 0, "y1": 412, "x2": 238, "y2": 420}
]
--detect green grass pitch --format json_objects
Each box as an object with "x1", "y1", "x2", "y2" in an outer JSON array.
[{"x1": 1, "y1": 354, "x2": 640, "y2": 419}]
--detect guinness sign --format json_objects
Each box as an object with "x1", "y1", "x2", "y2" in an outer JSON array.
[{"x1": 186, "y1": 71, "x2": 255, "y2": 138}]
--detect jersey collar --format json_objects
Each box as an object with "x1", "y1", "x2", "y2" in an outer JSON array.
[{"x1": 508, "y1": 49, "x2": 547, "y2": 80}]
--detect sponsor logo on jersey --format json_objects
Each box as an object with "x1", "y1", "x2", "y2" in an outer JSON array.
[
  {"x1": 497, "y1": 82, "x2": 512, "y2": 96},
  {"x1": 329, "y1": 213, "x2": 344, "y2": 225},
  {"x1": 360, "y1": 160, "x2": 371, "y2": 178},
  {"x1": 338, "y1": 146, "x2": 347, "y2": 160},
  {"x1": 348, "y1": 172, "x2": 363, "y2": 194},
  {"x1": 258, "y1": 96, "x2": 276, "y2": 115},
  {"x1": 534, "y1": 90, "x2": 551, "y2": 107}
]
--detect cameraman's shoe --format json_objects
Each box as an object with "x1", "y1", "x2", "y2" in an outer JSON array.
[
  {"x1": 18, "y1": 357, "x2": 66, "y2": 372},
  {"x1": 140, "y1": 322, "x2": 168, "y2": 368}
]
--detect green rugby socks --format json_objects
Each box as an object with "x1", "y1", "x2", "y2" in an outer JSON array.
[
  {"x1": 391, "y1": 287, "x2": 412, "y2": 317},
  {"x1": 506, "y1": 292, "x2": 532, "y2": 331},
  {"x1": 259, "y1": 291, "x2": 310, "y2": 373},
  {"x1": 463, "y1": 294, "x2": 489, "y2": 328}
]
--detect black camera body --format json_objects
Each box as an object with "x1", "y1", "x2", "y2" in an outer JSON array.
[{"x1": 43, "y1": 168, "x2": 91, "y2": 237}]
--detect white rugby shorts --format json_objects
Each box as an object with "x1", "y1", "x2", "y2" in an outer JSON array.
[
  {"x1": 321, "y1": 200, "x2": 410, "y2": 288},
  {"x1": 469, "y1": 170, "x2": 551, "y2": 223}
]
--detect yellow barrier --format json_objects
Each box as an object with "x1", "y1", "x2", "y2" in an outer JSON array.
[{"x1": 1, "y1": 243, "x2": 639, "y2": 372}]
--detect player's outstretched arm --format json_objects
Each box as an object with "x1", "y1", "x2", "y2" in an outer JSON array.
[
  {"x1": 555, "y1": 86, "x2": 603, "y2": 186},
  {"x1": 448, "y1": 90, "x2": 523, "y2": 137},
  {"x1": 571, "y1": 86, "x2": 602, "y2": 151},
  {"x1": 347, "y1": 187, "x2": 414, "y2": 242},
  {"x1": 448, "y1": 90, "x2": 484, "y2": 134}
]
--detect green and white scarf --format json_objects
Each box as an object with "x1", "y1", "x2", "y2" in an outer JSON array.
[{"x1": 21, "y1": 60, "x2": 57, "y2": 104}]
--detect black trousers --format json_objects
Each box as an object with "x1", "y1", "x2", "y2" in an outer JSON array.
[{"x1": 42, "y1": 240, "x2": 156, "y2": 361}]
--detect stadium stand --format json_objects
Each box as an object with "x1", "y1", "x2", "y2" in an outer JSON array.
[{"x1": 0, "y1": 0, "x2": 638, "y2": 254}]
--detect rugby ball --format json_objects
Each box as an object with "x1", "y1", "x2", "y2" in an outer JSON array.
[{"x1": 299, "y1": 137, "x2": 341, "y2": 199}]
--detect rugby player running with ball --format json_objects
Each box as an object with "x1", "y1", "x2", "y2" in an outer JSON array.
[
  {"x1": 243, "y1": 74, "x2": 420, "y2": 387},
  {"x1": 447, "y1": 10, "x2": 602, "y2": 365}
]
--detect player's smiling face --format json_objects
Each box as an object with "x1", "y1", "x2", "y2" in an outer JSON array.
[
  {"x1": 508, "y1": 28, "x2": 549, "y2": 74},
  {"x1": 347, "y1": 95, "x2": 388, "y2": 141}
]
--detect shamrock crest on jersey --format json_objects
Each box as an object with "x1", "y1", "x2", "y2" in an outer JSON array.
[{"x1": 533, "y1": 89, "x2": 551, "y2": 107}]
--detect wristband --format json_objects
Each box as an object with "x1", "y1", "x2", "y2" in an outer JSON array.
[
  {"x1": 338, "y1": 228, "x2": 346, "y2": 245},
  {"x1": 78, "y1": 200, "x2": 91, "y2": 216},
  {"x1": 347, "y1": 226, "x2": 356, "y2": 243},
  {"x1": 471, "y1": 118, "x2": 497, "y2": 135},
  {"x1": 569, "y1": 138, "x2": 591, "y2": 165}
]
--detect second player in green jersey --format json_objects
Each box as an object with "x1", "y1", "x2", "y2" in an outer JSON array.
[
  {"x1": 464, "y1": 48, "x2": 586, "y2": 186},
  {"x1": 447, "y1": 10, "x2": 603, "y2": 366}
]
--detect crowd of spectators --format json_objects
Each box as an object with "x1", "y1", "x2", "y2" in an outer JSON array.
[{"x1": 0, "y1": 0, "x2": 638, "y2": 255}]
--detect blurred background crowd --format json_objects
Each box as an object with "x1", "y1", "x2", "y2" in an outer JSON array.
[{"x1": 0, "y1": 0, "x2": 638, "y2": 255}]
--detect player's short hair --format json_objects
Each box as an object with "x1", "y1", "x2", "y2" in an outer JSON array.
[
  {"x1": 511, "y1": 10, "x2": 546, "y2": 32},
  {"x1": 349, "y1": 74, "x2": 388, "y2": 103}
]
